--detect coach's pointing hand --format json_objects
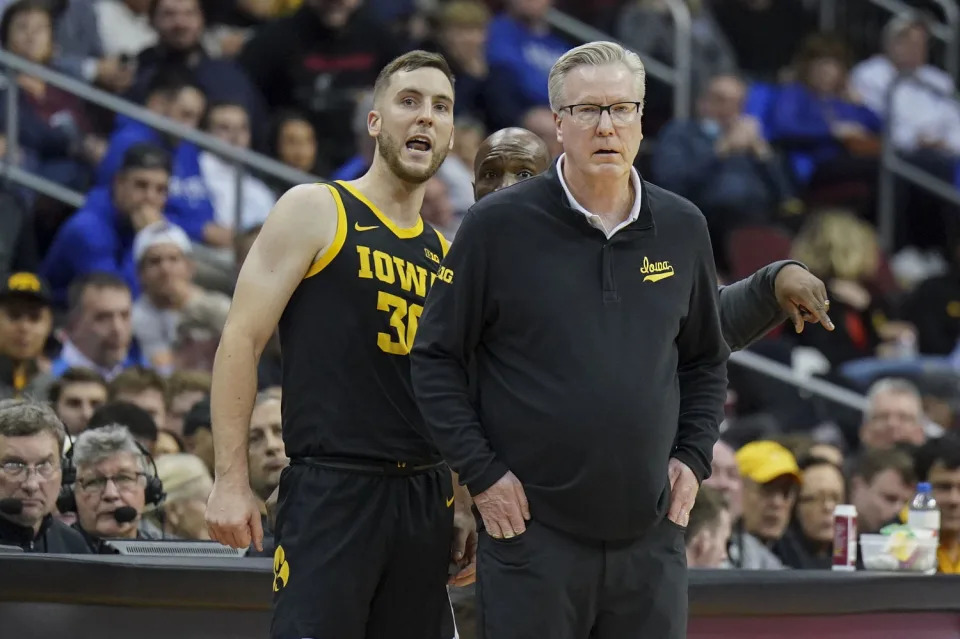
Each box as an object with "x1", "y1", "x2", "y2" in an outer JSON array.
[
  {"x1": 774, "y1": 264, "x2": 834, "y2": 334},
  {"x1": 667, "y1": 458, "x2": 698, "y2": 528},
  {"x1": 206, "y1": 477, "x2": 264, "y2": 552},
  {"x1": 474, "y1": 471, "x2": 530, "y2": 539}
]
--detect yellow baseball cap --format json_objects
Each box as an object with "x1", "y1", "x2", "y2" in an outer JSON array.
[{"x1": 735, "y1": 441, "x2": 802, "y2": 484}]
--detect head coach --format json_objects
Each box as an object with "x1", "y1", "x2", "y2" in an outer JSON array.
[{"x1": 412, "y1": 41, "x2": 738, "y2": 638}]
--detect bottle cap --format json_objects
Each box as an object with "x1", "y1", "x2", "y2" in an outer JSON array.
[
  {"x1": 917, "y1": 482, "x2": 932, "y2": 492},
  {"x1": 834, "y1": 504, "x2": 857, "y2": 517}
]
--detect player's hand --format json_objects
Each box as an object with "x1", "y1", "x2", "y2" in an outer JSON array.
[
  {"x1": 473, "y1": 471, "x2": 530, "y2": 540},
  {"x1": 449, "y1": 506, "x2": 478, "y2": 587},
  {"x1": 774, "y1": 264, "x2": 835, "y2": 334},
  {"x1": 667, "y1": 458, "x2": 698, "y2": 528},
  {"x1": 205, "y1": 477, "x2": 264, "y2": 552}
]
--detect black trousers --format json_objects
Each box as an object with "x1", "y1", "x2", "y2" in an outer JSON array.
[
  {"x1": 476, "y1": 517, "x2": 688, "y2": 639},
  {"x1": 270, "y1": 461, "x2": 457, "y2": 639}
]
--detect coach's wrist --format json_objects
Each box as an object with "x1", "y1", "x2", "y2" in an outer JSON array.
[{"x1": 465, "y1": 460, "x2": 511, "y2": 497}]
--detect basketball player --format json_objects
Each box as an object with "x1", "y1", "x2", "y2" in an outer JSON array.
[{"x1": 204, "y1": 51, "x2": 473, "y2": 639}]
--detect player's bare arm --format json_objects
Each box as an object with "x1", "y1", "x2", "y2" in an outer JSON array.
[{"x1": 206, "y1": 183, "x2": 339, "y2": 551}]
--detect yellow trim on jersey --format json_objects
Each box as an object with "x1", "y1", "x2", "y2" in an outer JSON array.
[
  {"x1": 304, "y1": 184, "x2": 348, "y2": 279},
  {"x1": 434, "y1": 229, "x2": 451, "y2": 257},
  {"x1": 336, "y1": 180, "x2": 424, "y2": 239}
]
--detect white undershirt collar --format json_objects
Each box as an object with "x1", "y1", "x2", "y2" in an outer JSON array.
[{"x1": 556, "y1": 153, "x2": 643, "y2": 239}]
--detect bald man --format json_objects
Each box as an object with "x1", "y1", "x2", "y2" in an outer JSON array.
[{"x1": 472, "y1": 127, "x2": 835, "y2": 342}]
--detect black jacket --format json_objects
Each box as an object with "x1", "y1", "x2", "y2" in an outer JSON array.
[
  {"x1": 0, "y1": 513, "x2": 90, "y2": 553},
  {"x1": 411, "y1": 162, "x2": 730, "y2": 541}
]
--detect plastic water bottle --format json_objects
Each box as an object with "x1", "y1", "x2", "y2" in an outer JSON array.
[{"x1": 907, "y1": 482, "x2": 941, "y2": 540}]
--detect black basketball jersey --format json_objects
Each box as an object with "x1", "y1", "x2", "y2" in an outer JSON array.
[{"x1": 278, "y1": 180, "x2": 452, "y2": 463}]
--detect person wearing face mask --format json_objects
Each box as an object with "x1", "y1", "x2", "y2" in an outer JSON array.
[{"x1": 651, "y1": 74, "x2": 796, "y2": 270}]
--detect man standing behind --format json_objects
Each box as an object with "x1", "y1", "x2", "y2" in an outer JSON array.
[{"x1": 412, "y1": 42, "x2": 729, "y2": 638}]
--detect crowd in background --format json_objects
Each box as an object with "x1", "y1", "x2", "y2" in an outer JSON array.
[{"x1": 0, "y1": 0, "x2": 960, "y2": 583}]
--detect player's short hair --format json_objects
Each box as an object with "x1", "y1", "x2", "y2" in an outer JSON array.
[
  {"x1": 548, "y1": 41, "x2": 646, "y2": 113},
  {"x1": 372, "y1": 50, "x2": 455, "y2": 105}
]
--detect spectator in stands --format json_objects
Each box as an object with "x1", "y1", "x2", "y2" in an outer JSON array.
[
  {"x1": 651, "y1": 74, "x2": 793, "y2": 268},
  {"x1": 50, "y1": 274, "x2": 142, "y2": 381},
  {"x1": 129, "y1": 0, "x2": 265, "y2": 129},
  {"x1": 421, "y1": 177, "x2": 459, "y2": 239},
  {"x1": 0, "y1": 399, "x2": 88, "y2": 552},
  {"x1": 88, "y1": 400, "x2": 159, "y2": 455},
  {"x1": 849, "y1": 447, "x2": 916, "y2": 534},
  {"x1": 712, "y1": 0, "x2": 815, "y2": 81},
  {"x1": 685, "y1": 486, "x2": 733, "y2": 569},
  {"x1": 0, "y1": 186, "x2": 38, "y2": 282},
  {"x1": 165, "y1": 370, "x2": 209, "y2": 436},
  {"x1": 851, "y1": 14, "x2": 960, "y2": 158},
  {"x1": 108, "y1": 366, "x2": 168, "y2": 431},
  {"x1": 433, "y1": 1, "x2": 490, "y2": 122},
  {"x1": 331, "y1": 92, "x2": 376, "y2": 181},
  {"x1": 238, "y1": 0, "x2": 402, "y2": 173},
  {"x1": 708, "y1": 439, "x2": 784, "y2": 569},
  {"x1": 268, "y1": 110, "x2": 319, "y2": 181},
  {"x1": 69, "y1": 424, "x2": 162, "y2": 552},
  {"x1": 913, "y1": 435, "x2": 960, "y2": 573},
  {"x1": 859, "y1": 378, "x2": 926, "y2": 450},
  {"x1": 147, "y1": 452, "x2": 212, "y2": 539},
  {"x1": 777, "y1": 433, "x2": 845, "y2": 469},
  {"x1": 768, "y1": 34, "x2": 882, "y2": 190},
  {"x1": 617, "y1": 0, "x2": 736, "y2": 99},
  {"x1": 0, "y1": 0, "x2": 106, "y2": 192},
  {"x1": 131, "y1": 222, "x2": 231, "y2": 372},
  {"x1": 96, "y1": 71, "x2": 227, "y2": 249},
  {"x1": 774, "y1": 457, "x2": 845, "y2": 569},
  {"x1": 95, "y1": 0, "x2": 157, "y2": 58},
  {"x1": 735, "y1": 441, "x2": 800, "y2": 561},
  {"x1": 790, "y1": 210, "x2": 915, "y2": 369},
  {"x1": 199, "y1": 102, "x2": 275, "y2": 232},
  {"x1": 49, "y1": 368, "x2": 108, "y2": 436},
  {"x1": 484, "y1": 0, "x2": 569, "y2": 129},
  {"x1": 521, "y1": 107, "x2": 562, "y2": 160},
  {"x1": 155, "y1": 429, "x2": 184, "y2": 455},
  {"x1": 41, "y1": 145, "x2": 173, "y2": 302},
  {"x1": 902, "y1": 234, "x2": 960, "y2": 355},
  {"x1": 0, "y1": 272, "x2": 52, "y2": 401},
  {"x1": 436, "y1": 116, "x2": 484, "y2": 215},
  {"x1": 182, "y1": 396, "x2": 212, "y2": 473},
  {"x1": 248, "y1": 392, "x2": 286, "y2": 546}
]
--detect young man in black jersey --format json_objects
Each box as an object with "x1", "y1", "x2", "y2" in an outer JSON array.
[{"x1": 205, "y1": 50, "x2": 474, "y2": 639}]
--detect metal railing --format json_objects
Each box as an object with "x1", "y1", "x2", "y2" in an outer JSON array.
[
  {"x1": 0, "y1": 49, "x2": 322, "y2": 227},
  {"x1": 876, "y1": 72, "x2": 960, "y2": 251},
  {"x1": 818, "y1": 0, "x2": 960, "y2": 80},
  {"x1": 546, "y1": 0, "x2": 693, "y2": 120}
]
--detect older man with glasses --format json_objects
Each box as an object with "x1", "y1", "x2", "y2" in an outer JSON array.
[
  {"x1": 68, "y1": 424, "x2": 163, "y2": 552},
  {"x1": 0, "y1": 399, "x2": 89, "y2": 552}
]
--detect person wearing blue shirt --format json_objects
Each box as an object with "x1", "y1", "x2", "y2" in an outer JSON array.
[
  {"x1": 41, "y1": 144, "x2": 172, "y2": 306},
  {"x1": 484, "y1": 0, "x2": 570, "y2": 128},
  {"x1": 96, "y1": 68, "x2": 225, "y2": 247}
]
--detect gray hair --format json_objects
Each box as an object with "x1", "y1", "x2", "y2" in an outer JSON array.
[
  {"x1": 865, "y1": 377, "x2": 922, "y2": 415},
  {"x1": 883, "y1": 13, "x2": 928, "y2": 51},
  {"x1": 547, "y1": 41, "x2": 646, "y2": 113},
  {"x1": 72, "y1": 424, "x2": 146, "y2": 473},
  {"x1": 0, "y1": 399, "x2": 66, "y2": 455}
]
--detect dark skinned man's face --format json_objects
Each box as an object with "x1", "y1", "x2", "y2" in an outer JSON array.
[{"x1": 473, "y1": 129, "x2": 550, "y2": 201}]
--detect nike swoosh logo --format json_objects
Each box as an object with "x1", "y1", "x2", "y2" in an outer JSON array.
[
  {"x1": 446, "y1": 496, "x2": 455, "y2": 508},
  {"x1": 643, "y1": 270, "x2": 675, "y2": 283},
  {"x1": 354, "y1": 223, "x2": 379, "y2": 231}
]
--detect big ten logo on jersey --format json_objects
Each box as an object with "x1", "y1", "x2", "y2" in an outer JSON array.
[{"x1": 356, "y1": 245, "x2": 449, "y2": 356}]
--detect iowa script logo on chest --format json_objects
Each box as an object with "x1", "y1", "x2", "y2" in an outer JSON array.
[{"x1": 639, "y1": 257, "x2": 674, "y2": 283}]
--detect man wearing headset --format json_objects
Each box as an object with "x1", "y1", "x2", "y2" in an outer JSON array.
[
  {"x1": 0, "y1": 399, "x2": 89, "y2": 553},
  {"x1": 65, "y1": 424, "x2": 165, "y2": 553}
]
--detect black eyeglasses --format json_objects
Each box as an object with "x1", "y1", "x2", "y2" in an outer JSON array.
[{"x1": 557, "y1": 102, "x2": 642, "y2": 126}]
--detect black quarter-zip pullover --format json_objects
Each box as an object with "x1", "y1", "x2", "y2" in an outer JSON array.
[{"x1": 411, "y1": 160, "x2": 730, "y2": 542}]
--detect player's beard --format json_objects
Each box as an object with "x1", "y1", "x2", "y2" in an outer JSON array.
[{"x1": 377, "y1": 129, "x2": 448, "y2": 185}]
